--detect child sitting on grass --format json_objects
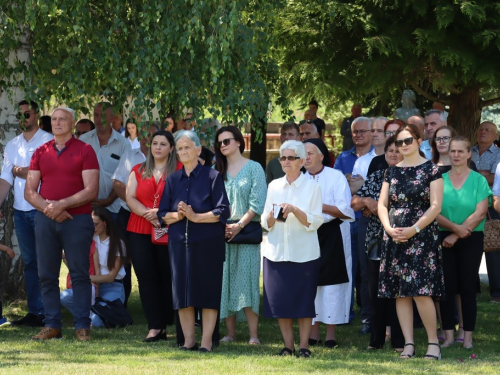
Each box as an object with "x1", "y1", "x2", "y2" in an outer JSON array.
[{"x1": 0, "y1": 244, "x2": 15, "y2": 326}]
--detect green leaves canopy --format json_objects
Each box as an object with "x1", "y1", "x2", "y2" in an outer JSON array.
[{"x1": 0, "y1": 0, "x2": 283, "y2": 124}]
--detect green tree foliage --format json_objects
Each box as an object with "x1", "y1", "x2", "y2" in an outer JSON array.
[
  {"x1": 0, "y1": 0, "x2": 286, "y2": 130},
  {"x1": 276, "y1": 0, "x2": 500, "y2": 138}
]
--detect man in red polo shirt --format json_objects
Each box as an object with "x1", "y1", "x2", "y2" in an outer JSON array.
[{"x1": 25, "y1": 107, "x2": 99, "y2": 341}]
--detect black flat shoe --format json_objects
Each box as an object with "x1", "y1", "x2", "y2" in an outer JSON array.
[
  {"x1": 399, "y1": 343, "x2": 415, "y2": 359},
  {"x1": 180, "y1": 343, "x2": 199, "y2": 351},
  {"x1": 199, "y1": 347, "x2": 212, "y2": 353},
  {"x1": 298, "y1": 348, "x2": 311, "y2": 358},
  {"x1": 324, "y1": 340, "x2": 338, "y2": 349},
  {"x1": 11, "y1": 313, "x2": 37, "y2": 326},
  {"x1": 308, "y1": 338, "x2": 322, "y2": 346},
  {"x1": 277, "y1": 347, "x2": 295, "y2": 356},
  {"x1": 143, "y1": 330, "x2": 167, "y2": 343}
]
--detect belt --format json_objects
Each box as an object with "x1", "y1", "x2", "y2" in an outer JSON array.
[{"x1": 113, "y1": 279, "x2": 123, "y2": 283}]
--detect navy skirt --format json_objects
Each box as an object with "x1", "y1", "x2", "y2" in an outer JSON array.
[{"x1": 263, "y1": 257, "x2": 320, "y2": 319}]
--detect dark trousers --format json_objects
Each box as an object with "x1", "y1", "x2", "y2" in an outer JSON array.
[
  {"x1": 349, "y1": 219, "x2": 359, "y2": 320},
  {"x1": 368, "y1": 258, "x2": 404, "y2": 348},
  {"x1": 116, "y1": 207, "x2": 132, "y2": 307},
  {"x1": 439, "y1": 231, "x2": 483, "y2": 331},
  {"x1": 35, "y1": 212, "x2": 94, "y2": 329},
  {"x1": 175, "y1": 309, "x2": 220, "y2": 346},
  {"x1": 357, "y1": 215, "x2": 371, "y2": 323},
  {"x1": 128, "y1": 232, "x2": 174, "y2": 329},
  {"x1": 485, "y1": 207, "x2": 500, "y2": 297}
]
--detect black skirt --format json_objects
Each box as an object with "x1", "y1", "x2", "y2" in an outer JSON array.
[{"x1": 263, "y1": 257, "x2": 320, "y2": 319}]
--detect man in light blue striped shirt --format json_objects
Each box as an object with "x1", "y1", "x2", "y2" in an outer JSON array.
[{"x1": 79, "y1": 102, "x2": 131, "y2": 220}]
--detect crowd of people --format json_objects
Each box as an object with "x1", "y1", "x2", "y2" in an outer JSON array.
[{"x1": 0, "y1": 98, "x2": 498, "y2": 359}]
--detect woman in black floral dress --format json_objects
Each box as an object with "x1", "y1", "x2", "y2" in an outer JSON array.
[{"x1": 377, "y1": 124, "x2": 444, "y2": 360}]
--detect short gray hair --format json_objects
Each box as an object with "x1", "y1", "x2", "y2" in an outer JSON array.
[
  {"x1": 300, "y1": 122, "x2": 318, "y2": 134},
  {"x1": 424, "y1": 110, "x2": 447, "y2": 122},
  {"x1": 280, "y1": 140, "x2": 306, "y2": 159},
  {"x1": 174, "y1": 129, "x2": 201, "y2": 147},
  {"x1": 52, "y1": 107, "x2": 75, "y2": 121},
  {"x1": 351, "y1": 116, "x2": 372, "y2": 130}
]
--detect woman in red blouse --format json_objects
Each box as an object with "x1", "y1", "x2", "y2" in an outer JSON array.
[{"x1": 126, "y1": 130, "x2": 181, "y2": 342}]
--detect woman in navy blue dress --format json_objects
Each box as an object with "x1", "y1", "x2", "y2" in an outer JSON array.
[{"x1": 158, "y1": 130, "x2": 230, "y2": 353}]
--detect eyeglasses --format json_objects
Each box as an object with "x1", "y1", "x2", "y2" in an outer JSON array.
[
  {"x1": 94, "y1": 221, "x2": 103, "y2": 227},
  {"x1": 394, "y1": 137, "x2": 414, "y2": 147},
  {"x1": 384, "y1": 131, "x2": 396, "y2": 137},
  {"x1": 215, "y1": 138, "x2": 234, "y2": 148},
  {"x1": 279, "y1": 156, "x2": 301, "y2": 162},
  {"x1": 371, "y1": 129, "x2": 384, "y2": 133},
  {"x1": 435, "y1": 136, "x2": 452, "y2": 144},
  {"x1": 352, "y1": 130, "x2": 370, "y2": 135},
  {"x1": 16, "y1": 112, "x2": 32, "y2": 120}
]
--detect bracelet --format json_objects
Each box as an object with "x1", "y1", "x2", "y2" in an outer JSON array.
[{"x1": 237, "y1": 221, "x2": 245, "y2": 229}]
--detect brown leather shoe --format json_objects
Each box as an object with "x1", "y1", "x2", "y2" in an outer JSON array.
[
  {"x1": 75, "y1": 328, "x2": 90, "y2": 341},
  {"x1": 32, "y1": 327, "x2": 62, "y2": 340}
]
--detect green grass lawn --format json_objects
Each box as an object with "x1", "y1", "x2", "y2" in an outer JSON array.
[{"x1": 1, "y1": 266, "x2": 499, "y2": 374}]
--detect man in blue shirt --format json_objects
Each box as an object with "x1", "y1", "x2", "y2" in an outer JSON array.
[{"x1": 335, "y1": 117, "x2": 373, "y2": 332}]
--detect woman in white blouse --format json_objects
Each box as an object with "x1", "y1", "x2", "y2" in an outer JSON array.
[
  {"x1": 124, "y1": 119, "x2": 140, "y2": 149},
  {"x1": 261, "y1": 140, "x2": 324, "y2": 358},
  {"x1": 90, "y1": 206, "x2": 128, "y2": 328}
]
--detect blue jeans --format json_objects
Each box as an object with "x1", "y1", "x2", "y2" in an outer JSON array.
[
  {"x1": 91, "y1": 282, "x2": 125, "y2": 328},
  {"x1": 14, "y1": 209, "x2": 44, "y2": 315},
  {"x1": 35, "y1": 212, "x2": 94, "y2": 330}
]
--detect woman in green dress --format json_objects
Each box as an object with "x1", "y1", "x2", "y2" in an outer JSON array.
[{"x1": 214, "y1": 126, "x2": 267, "y2": 345}]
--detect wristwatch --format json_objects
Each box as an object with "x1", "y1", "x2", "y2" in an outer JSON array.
[
  {"x1": 413, "y1": 225, "x2": 420, "y2": 234},
  {"x1": 237, "y1": 221, "x2": 245, "y2": 229}
]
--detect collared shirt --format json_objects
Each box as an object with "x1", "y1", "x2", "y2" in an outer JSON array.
[
  {"x1": 492, "y1": 163, "x2": 500, "y2": 196},
  {"x1": 352, "y1": 149, "x2": 378, "y2": 179},
  {"x1": 29, "y1": 137, "x2": 99, "y2": 215},
  {"x1": 261, "y1": 173, "x2": 324, "y2": 262},
  {"x1": 127, "y1": 137, "x2": 140, "y2": 150},
  {"x1": 420, "y1": 140, "x2": 432, "y2": 160},
  {"x1": 79, "y1": 129, "x2": 131, "y2": 213},
  {"x1": 94, "y1": 235, "x2": 126, "y2": 280},
  {"x1": 111, "y1": 148, "x2": 146, "y2": 211},
  {"x1": 472, "y1": 143, "x2": 500, "y2": 174},
  {"x1": 0, "y1": 129, "x2": 53, "y2": 211},
  {"x1": 334, "y1": 146, "x2": 374, "y2": 176},
  {"x1": 265, "y1": 156, "x2": 285, "y2": 185}
]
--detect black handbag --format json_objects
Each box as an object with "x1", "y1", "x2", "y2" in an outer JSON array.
[
  {"x1": 366, "y1": 236, "x2": 382, "y2": 261},
  {"x1": 226, "y1": 220, "x2": 263, "y2": 244},
  {"x1": 91, "y1": 297, "x2": 133, "y2": 328}
]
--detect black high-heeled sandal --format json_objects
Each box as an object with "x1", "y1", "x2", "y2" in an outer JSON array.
[
  {"x1": 399, "y1": 343, "x2": 415, "y2": 359},
  {"x1": 424, "y1": 342, "x2": 441, "y2": 360}
]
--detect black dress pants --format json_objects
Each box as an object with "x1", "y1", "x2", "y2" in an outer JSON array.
[
  {"x1": 129, "y1": 232, "x2": 174, "y2": 329},
  {"x1": 368, "y1": 258, "x2": 404, "y2": 348},
  {"x1": 116, "y1": 207, "x2": 132, "y2": 307},
  {"x1": 439, "y1": 231, "x2": 483, "y2": 331}
]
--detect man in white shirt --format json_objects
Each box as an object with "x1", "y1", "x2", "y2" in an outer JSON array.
[
  {"x1": 0, "y1": 100, "x2": 53, "y2": 327},
  {"x1": 79, "y1": 102, "x2": 131, "y2": 220}
]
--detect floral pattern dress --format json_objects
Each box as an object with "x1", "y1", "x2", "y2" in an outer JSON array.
[
  {"x1": 378, "y1": 161, "x2": 445, "y2": 298},
  {"x1": 220, "y1": 161, "x2": 267, "y2": 321}
]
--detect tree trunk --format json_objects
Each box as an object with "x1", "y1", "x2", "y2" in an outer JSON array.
[
  {"x1": 448, "y1": 87, "x2": 482, "y2": 142},
  {"x1": 0, "y1": 29, "x2": 33, "y2": 301},
  {"x1": 249, "y1": 118, "x2": 267, "y2": 170}
]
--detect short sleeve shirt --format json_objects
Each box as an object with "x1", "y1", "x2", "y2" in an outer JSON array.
[
  {"x1": 440, "y1": 171, "x2": 492, "y2": 232},
  {"x1": 472, "y1": 144, "x2": 500, "y2": 173},
  {"x1": 29, "y1": 137, "x2": 99, "y2": 215}
]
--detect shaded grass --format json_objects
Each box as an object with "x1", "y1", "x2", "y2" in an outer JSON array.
[{"x1": 1, "y1": 267, "x2": 499, "y2": 374}]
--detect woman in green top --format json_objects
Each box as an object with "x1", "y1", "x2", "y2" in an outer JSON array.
[{"x1": 436, "y1": 136, "x2": 491, "y2": 349}]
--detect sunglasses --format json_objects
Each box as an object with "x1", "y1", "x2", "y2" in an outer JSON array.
[
  {"x1": 215, "y1": 138, "x2": 234, "y2": 148},
  {"x1": 384, "y1": 131, "x2": 396, "y2": 137},
  {"x1": 16, "y1": 112, "x2": 32, "y2": 120},
  {"x1": 75, "y1": 130, "x2": 89, "y2": 136},
  {"x1": 279, "y1": 156, "x2": 301, "y2": 162},
  {"x1": 395, "y1": 137, "x2": 414, "y2": 147}
]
